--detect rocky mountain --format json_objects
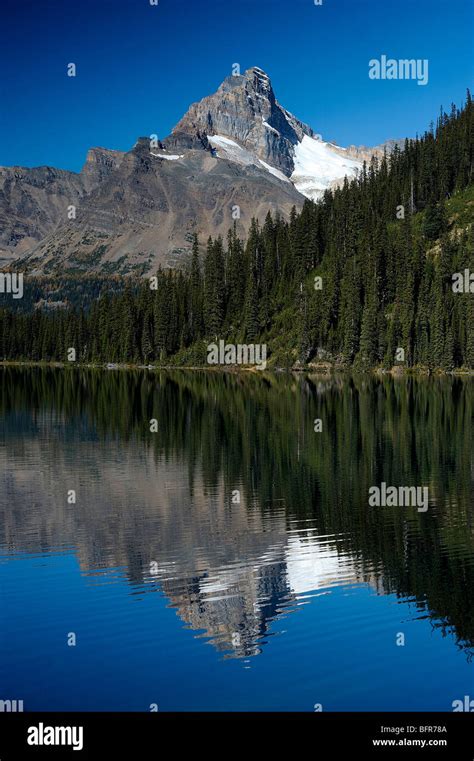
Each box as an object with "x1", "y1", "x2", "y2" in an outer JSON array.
[
  {"x1": 0, "y1": 165, "x2": 84, "y2": 266},
  {"x1": 170, "y1": 66, "x2": 315, "y2": 176},
  {"x1": 170, "y1": 66, "x2": 381, "y2": 201},
  {"x1": 21, "y1": 139, "x2": 303, "y2": 275},
  {"x1": 0, "y1": 148, "x2": 124, "y2": 268},
  {"x1": 0, "y1": 67, "x2": 397, "y2": 275}
]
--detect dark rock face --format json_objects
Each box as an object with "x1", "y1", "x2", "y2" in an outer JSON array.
[
  {"x1": 81, "y1": 147, "x2": 126, "y2": 192},
  {"x1": 163, "y1": 130, "x2": 210, "y2": 153}
]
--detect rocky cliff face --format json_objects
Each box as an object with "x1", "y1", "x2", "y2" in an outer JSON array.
[
  {"x1": 0, "y1": 67, "x2": 398, "y2": 275},
  {"x1": 20, "y1": 138, "x2": 304, "y2": 275},
  {"x1": 170, "y1": 66, "x2": 314, "y2": 176},
  {"x1": 0, "y1": 165, "x2": 85, "y2": 265},
  {"x1": 81, "y1": 147, "x2": 126, "y2": 192},
  {"x1": 0, "y1": 148, "x2": 126, "y2": 266}
]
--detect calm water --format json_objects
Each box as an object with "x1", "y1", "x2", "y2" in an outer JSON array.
[{"x1": 0, "y1": 368, "x2": 473, "y2": 711}]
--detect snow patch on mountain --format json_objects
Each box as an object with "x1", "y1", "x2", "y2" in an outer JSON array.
[
  {"x1": 262, "y1": 117, "x2": 280, "y2": 136},
  {"x1": 208, "y1": 135, "x2": 248, "y2": 160},
  {"x1": 291, "y1": 135, "x2": 362, "y2": 201},
  {"x1": 208, "y1": 135, "x2": 290, "y2": 183},
  {"x1": 258, "y1": 159, "x2": 289, "y2": 183},
  {"x1": 209, "y1": 132, "x2": 363, "y2": 201},
  {"x1": 151, "y1": 152, "x2": 184, "y2": 161}
]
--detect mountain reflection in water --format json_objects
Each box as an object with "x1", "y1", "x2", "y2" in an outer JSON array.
[{"x1": 0, "y1": 368, "x2": 473, "y2": 709}]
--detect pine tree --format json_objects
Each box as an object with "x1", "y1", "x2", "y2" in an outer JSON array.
[{"x1": 190, "y1": 235, "x2": 203, "y2": 341}]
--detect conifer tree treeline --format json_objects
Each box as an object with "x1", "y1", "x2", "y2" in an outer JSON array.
[{"x1": 1, "y1": 93, "x2": 473, "y2": 369}]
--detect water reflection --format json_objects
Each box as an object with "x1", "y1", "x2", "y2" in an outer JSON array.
[{"x1": 0, "y1": 368, "x2": 473, "y2": 662}]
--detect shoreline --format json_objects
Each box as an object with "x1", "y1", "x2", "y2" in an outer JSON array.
[{"x1": 0, "y1": 360, "x2": 473, "y2": 376}]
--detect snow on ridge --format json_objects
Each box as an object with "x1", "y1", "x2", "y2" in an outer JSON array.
[
  {"x1": 207, "y1": 132, "x2": 362, "y2": 198},
  {"x1": 208, "y1": 134, "x2": 289, "y2": 184},
  {"x1": 208, "y1": 134, "x2": 248, "y2": 162},
  {"x1": 208, "y1": 135, "x2": 242, "y2": 149},
  {"x1": 151, "y1": 152, "x2": 184, "y2": 161},
  {"x1": 290, "y1": 135, "x2": 362, "y2": 201},
  {"x1": 262, "y1": 117, "x2": 280, "y2": 136},
  {"x1": 258, "y1": 159, "x2": 289, "y2": 183}
]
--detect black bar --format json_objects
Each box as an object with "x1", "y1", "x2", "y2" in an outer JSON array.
[{"x1": 0, "y1": 712, "x2": 472, "y2": 759}]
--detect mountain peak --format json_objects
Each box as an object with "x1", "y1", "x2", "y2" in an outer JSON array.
[
  {"x1": 166, "y1": 67, "x2": 398, "y2": 203},
  {"x1": 171, "y1": 67, "x2": 313, "y2": 176},
  {"x1": 242, "y1": 66, "x2": 274, "y2": 99},
  {"x1": 246, "y1": 65, "x2": 268, "y2": 76},
  {"x1": 81, "y1": 146, "x2": 125, "y2": 191},
  {"x1": 0, "y1": 64, "x2": 397, "y2": 274},
  {"x1": 244, "y1": 66, "x2": 271, "y2": 84}
]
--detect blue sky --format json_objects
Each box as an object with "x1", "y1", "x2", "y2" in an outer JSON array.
[{"x1": 1, "y1": 0, "x2": 473, "y2": 172}]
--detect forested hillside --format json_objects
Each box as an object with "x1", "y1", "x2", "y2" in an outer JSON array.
[{"x1": 1, "y1": 92, "x2": 473, "y2": 370}]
